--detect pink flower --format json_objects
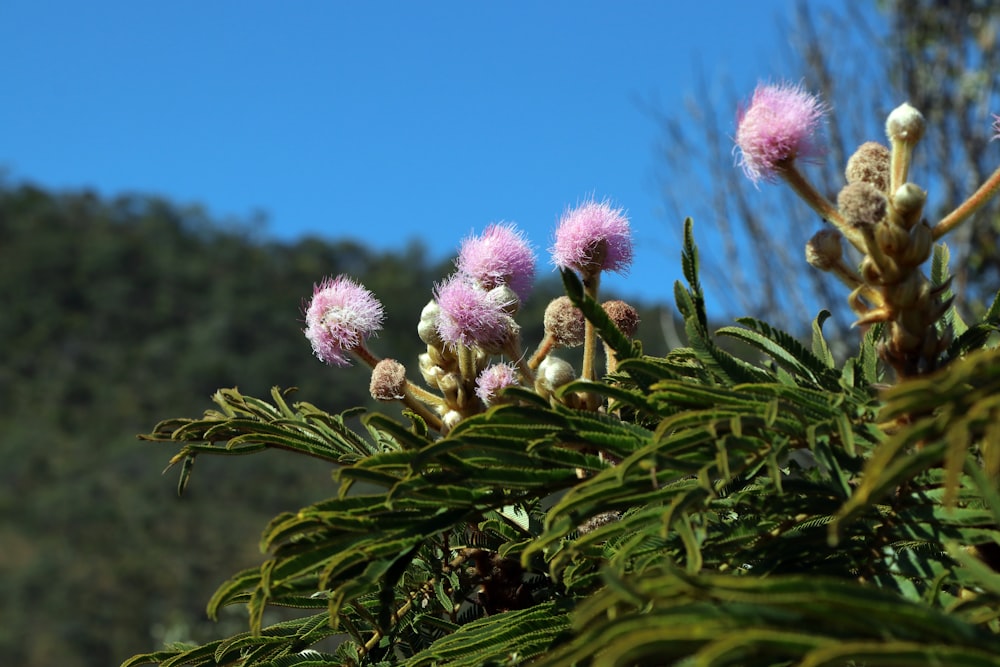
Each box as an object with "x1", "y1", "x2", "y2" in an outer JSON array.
[
  {"x1": 434, "y1": 275, "x2": 516, "y2": 351},
  {"x1": 456, "y1": 223, "x2": 536, "y2": 302},
  {"x1": 475, "y1": 362, "x2": 520, "y2": 406},
  {"x1": 551, "y1": 199, "x2": 632, "y2": 274},
  {"x1": 303, "y1": 275, "x2": 384, "y2": 366},
  {"x1": 734, "y1": 82, "x2": 827, "y2": 184}
]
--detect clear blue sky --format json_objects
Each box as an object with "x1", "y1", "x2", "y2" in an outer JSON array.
[{"x1": 1, "y1": 1, "x2": 839, "y2": 305}]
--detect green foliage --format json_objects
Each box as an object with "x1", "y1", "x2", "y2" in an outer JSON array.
[
  {"x1": 125, "y1": 218, "x2": 1000, "y2": 666},
  {"x1": 2, "y1": 179, "x2": 669, "y2": 667}
]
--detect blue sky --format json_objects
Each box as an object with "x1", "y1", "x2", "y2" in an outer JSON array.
[{"x1": 1, "y1": 1, "x2": 841, "y2": 305}]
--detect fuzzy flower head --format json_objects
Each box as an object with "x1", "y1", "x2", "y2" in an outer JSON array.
[
  {"x1": 543, "y1": 296, "x2": 585, "y2": 348},
  {"x1": 735, "y1": 82, "x2": 827, "y2": 184},
  {"x1": 433, "y1": 274, "x2": 517, "y2": 352},
  {"x1": 456, "y1": 223, "x2": 536, "y2": 302},
  {"x1": 551, "y1": 199, "x2": 633, "y2": 275},
  {"x1": 370, "y1": 358, "x2": 407, "y2": 401},
  {"x1": 303, "y1": 275, "x2": 384, "y2": 366},
  {"x1": 475, "y1": 362, "x2": 520, "y2": 406}
]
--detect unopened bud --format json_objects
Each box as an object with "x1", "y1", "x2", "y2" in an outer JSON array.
[
  {"x1": 886, "y1": 103, "x2": 925, "y2": 144},
  {"x1": 442, "y1": 409, "x2": 463, "y2": 433},
  {"x1": 487, "y1": 284, "x2": 520, "y2": 316},
  {"x1": 838, "y1": 182, "x2": 887, "y2": 227},
  {"x1": 602, "y1": 300, "x2": 640, "y2": 338},
  {"x1": 370, "y1": 359, "x2": 407, "y2": 401},
  {"x1": 479, "y1": 316, "x2": 520, "y2": 357},
  {"x1": 893, "y1": 273, "x2": 923, "y2": 310},
  {"x1": 874, "y1": 221, "x2": 909, "y2": 258},
  {"x1": 535, "y1": 356, "x2": 576, "y2": 397},
  {"x1": 845, "y1": 142, "x2": 891, "y2": 193},
  {"x1": 900, "y1": 222, "x2": 933, "y2": 268},
  {"x1": 860, "y1": 256, "x2": 882, "y2": 284},
  {"x1": 543, "y1": 296, "x2": 585, "y2": 348},
  {"x1": 891, "y1": 183, "x2": 926, "y2": 230},
  {"x1": 805, "y1": 229, "x2": 843, "y2": 271},
  {"x1": 417, "y1": 300, "x2": 442, "y2": 346}
]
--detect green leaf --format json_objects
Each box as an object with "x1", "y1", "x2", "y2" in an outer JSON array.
[
  {"x1": 811, "y1": 309, "x2": 835, "y2": 368},
  {"x1": 718, "y1": 316, "x2": 840, "y2": 390}
]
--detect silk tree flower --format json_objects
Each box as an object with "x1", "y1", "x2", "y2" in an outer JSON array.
[
  {"x1": 434, "y1": 274, "x2": 517, "y2": 351},
  {"x1": 456, "y1": 223, "x2": 536, "y2": 302},
  {"x1": 551, "y1": 199, "x2": 633, "y2": 275},
  {"x1": 475, "y1": 362, "x2": 520, "y2": 406},
  {"x1": 303, "y1": 275, "x2": 384, "y2": 366},
  {"x1": 735, "y1": 82, "x2": 827, "y2": 184}
]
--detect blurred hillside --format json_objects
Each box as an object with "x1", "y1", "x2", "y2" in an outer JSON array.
[{"x1": 0, "y1": 179, "x2": 670, "y2": 666}]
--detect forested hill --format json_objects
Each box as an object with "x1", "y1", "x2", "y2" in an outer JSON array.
[{"x1": 0, "y1": 181, "x2": 669, "y2": 666}]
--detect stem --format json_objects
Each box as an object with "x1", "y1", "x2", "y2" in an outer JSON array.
[
  {"x1": 527, "y1": 334, "x2": 556, "y2": 370},
  {"x1": 580, "y1": 270, "x2": 601, "y2": 383},
  {"x1": 857, "y1": 224, "x2": 898, "y2": 283},
  {"x1": 400, "y1": 383, "x2": 444, "y2": 431},
  {"x1": 514, "y1": 356, "x2": 535, "y2": 385},
  {"x1": 403, "y1": 381, "x2": 447, "y2": 409},
  {"x1": 502, "y1": 335, "x2": 535, "y2": 385},
  {"x1": 456, "y1": 344, "x2": 475, "y2": 384},
  {"x1": 361, "y1": 579, "x2": 437, "y2": 656},
  {"x1": 603, "y1": 342, "x2": 618, "y2": 375},
  {"x1": 358, "y1": 549, "x2": 472, "y2": 657},
  {"x1": 932, "y1": 164, "x2": 1000, "y2": 240},
  {"x1": 352, "y1": 343, "x2": 381, "y2": 369},
  {"x1": 781, "y1": 163, "x2": 865, "y2": 252},
  {"x1": 889, "y1": 139, "x2": 914, "y2": 196}
]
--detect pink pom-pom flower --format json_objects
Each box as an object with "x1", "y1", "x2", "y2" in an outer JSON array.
[
  {"x1": 456, "y1": 223, "x2": 536, "y2": 302},
  {"x1": 434, "y1": 275, "x2": 516, "y2": 351},
  {"x1": 734, "y1": 82, "x2": 827, "y2": 184},
  {"x1": 303, "y1": 275, "x2": 384, "y2": 366},
  {"x1": 551, "y1": 199, "x2": 633, "y2": 275},
  {"x1": 475, "y1": 362, "x2": 520, "y2": 406}
]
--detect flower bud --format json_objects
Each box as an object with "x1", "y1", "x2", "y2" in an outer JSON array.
[
  {"x1": 805, "y1": 229, "x2": 843, "y2": 271},
  {"x1": 838, "y1": 182, "x2": 887, "y2": 227},
  {"x1": 886, "y1": 103, "x2": 925, "y2": 144},
  {"x1": 900, "y1": 222, "x2": 933, "y2": 268},
  {"x1": 487, "y1": 284, "x2": 520, "y2": 316},
  {"x1": 891, "y1": 183, "x2": 926, "y2": 231},
  {"x1": 479, "y1": 317, "x2": 521, "y2": 357},
  {"x1": 874, "y1": 222, "x2": 909, "y2": 260},
  {"x1": 543, "y1": 296, "x2": 585, "y2": 348},
  {"x1": 893, "y1": 272, "x2": 923, "y2": 310},
  {"x1": 442, "y1": 409, "x2": 463, "y2": 433},
  {"x1": 535, "y1": 356, "x2": 576, "y2": 398},
  {"x1": 845, "y1": 142, "x2": 891, "y2": 193},
  {"x1": 860, "y1": 256, "x2": 883, "y2": 284},
  {"x1": 602, "y1": 300, "x2": 640, "y2": 338},
  {"x1": 437, "y1": 371, "x2": 461, "y2": 404},
  {"x1": 417, "y1": 300, "x2": 442, "y2": 346},
  {"x1": 370, "y1": 359, "x2": 408, "y2": 401}
]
